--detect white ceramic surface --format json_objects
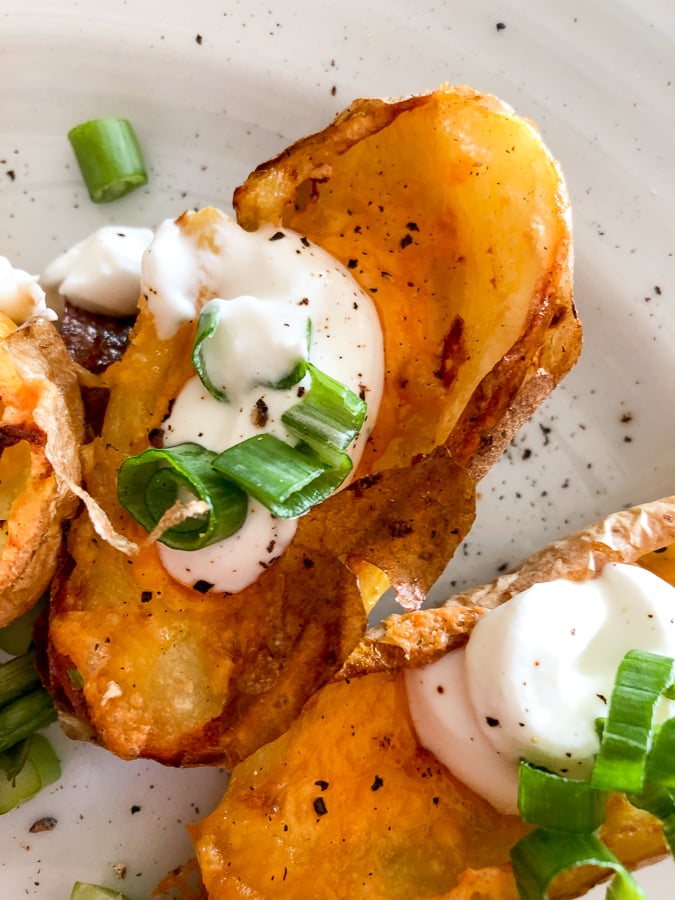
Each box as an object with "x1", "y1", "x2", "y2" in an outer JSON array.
[{"x1": 1, "y1": 0, "x2": 674, "y2": 896}]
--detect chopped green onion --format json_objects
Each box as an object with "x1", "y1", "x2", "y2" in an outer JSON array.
[
  {"x1": 511, "y1": 829, "x2": 647, "y2": 900},
  {"x1": 214, "y1": 433, "x2": 350, "y2": 518},
  {"x1": 70, "y1": 882, "x2": 132, "y2": 900},
  {"x1": 0, "y1": 651, "x2": 41, "y2": 708},
  {"x1": 517, "y1": 760, "x2": 607, "y2": 833},
  {"x1": 117, "y1": 443, "x2": 247, "y2": 550},
  {"x1": 591, "y1": 650, "x2": 675, "y2": 794},
  {"x1": 0, "y1": 598, "x2": 46, "y2": 656},
  {"x1": 282, "y1": 363, "x2": 367, "y2": 464},
  {"x1": 192, "y1": 302, "x2": 310, "y2": 401},
  {"x1": 644, "y1": 717, "x2": 675, "y2": 787},
  {"x1": 0, "y1": 736, "x2": 31, "y2": 783},
  {"x1": 629, "y1": 781, "x2": 675, "y2": 855},
  {"x1": 68, "y1": 118, "x2": 147, "y2": 203},
  {"x1": 0, "y1": 734, "x2": 61, "y2": 814},
  {"x1": 191, "y1": 303, "x2": 230, "y2": 402},
  {"x1": 0, "y1": 688, "x2": 57, "y2": 754}
]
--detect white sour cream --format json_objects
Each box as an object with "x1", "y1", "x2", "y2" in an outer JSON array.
[
  {"x1": 405, "y1": 563, "x2": 675, "y2": 814},
  {"x1": 0, "y1": 256, "x2": 55, "y2": 324},
  {"x1": 142, "y1": 214, "x2": 384, "y2": 594},
  {"x1": 42, "y1": 225, "x2": 153, "y2": 316}
]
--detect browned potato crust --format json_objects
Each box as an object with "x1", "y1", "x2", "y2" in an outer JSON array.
[
  {"x1": 192, "y1": 497, "x2": 675, "y2": 898},
  {"x1": 0, "y1": 315, "x2": 84, "y2": 627},
  {"x1": 234, "y1": 84, "x2": 580, "y2": 479},
  {"x1": 46, "y1": 84, "x2": 578, "y2": 767}
]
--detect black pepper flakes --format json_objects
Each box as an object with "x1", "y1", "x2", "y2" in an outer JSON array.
[
  {"x1": 486, "y1": 716, "x2": 500, "y2": 727},
  {"x1": 370, "y1": 775, "x2": 384, "y2": 791},
  {"x1": 400, "y1": 233, "x2": 413, "y2": 249},
  {"x1": 192, "y1": 580, "x2": 214, "y2": 594},
  {"x1": 140, "y1": 591, "x2": 153, "y2": 603},
  {"x1": 195, "y1": 34, "x2": 203, "y2": 44},
  {"x1": 313, "y1": 796, "x2": 328, "y2": 816},
  {"x1": 269, "y1": 231, "x2": 286, "y2": 241},
  {"x1": 130, "y1": 805, "x2": 141, "y2": 814},
  {"x1": 315, "y1": 779, "x2": 329, "y2": 791},
  {"x1": 496, "y1": 21, "x2": 507, "y2": 31},
  {"x1": 6, "y1": 170, "x2": 16, "y2": 181}
]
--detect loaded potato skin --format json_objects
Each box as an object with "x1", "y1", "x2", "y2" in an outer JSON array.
[
  {"x1": 46, "y1": 84, "x2": 578, "y2": 768},
  {"x1": 192, "y1": 497, "x2": 675, "y2": 899}
]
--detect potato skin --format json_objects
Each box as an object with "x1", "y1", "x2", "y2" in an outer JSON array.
[
  {"x1": 192, "y1": 496, "x2": 675, "y2": 899},
  {"x1": 0, "y1": 316, "x2": 84, "y2": 627},
  {"x1": 47, "y1": 83, "x2": 578, "y2": 767},
  {"x1": 234, "y1": 85, "x2": 579, "y2": 478}
]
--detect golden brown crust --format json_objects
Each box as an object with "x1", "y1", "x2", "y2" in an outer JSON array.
[{"x1": 341, "y1": 495, "x2": 675, "y2": 677}]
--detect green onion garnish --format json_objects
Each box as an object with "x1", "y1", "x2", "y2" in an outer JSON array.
[
  {"x1": 0, "y1": 652, "x2": 60, "y2": 814},
  {"x1": 70, "y1": 882, "x2": 132, "y2": 900},
  {"x1": 192, "y1": 301, "x2": 310, "y2": 402},
  {"x1": 644, "y1": 717, "x2": 675, "y2": 788},
  {"x1": 591, "y1": 649, "x2": 675, "y2": 794},
  {"x1": 0, "y1": 650, "x2": 41, "y2": 708},
  {"x1": 67, "y1": 118, "x2": 148, "y2": 203},
  {"x1": 511, "y1": 829, "x2": 647, "y2": 900},
  {"x1": 0, "y1": 733, "x2": 61, "y2": 814},
  {"x1": 517, "y1": 760, "x2": 607, "y2": 833},
  {"x1": 214, "y1": 363, "x2": 365, "y2": 517},
  {"x1": 282, "y1": 363, "x2": 367, "y2": 464},
  {"x1": 214, "y1": 433, "x2": 349, "y2": 519},
  {"x1": 117, "y1": 443, "x2": 248, "y2": 550},
  {"x1": 0, "y1": 599, "x2": 46, "y2": 656}
]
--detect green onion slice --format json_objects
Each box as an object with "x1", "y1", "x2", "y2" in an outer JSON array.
[
  {"x1": 591, "y1": 649, "x2": 675, "y2": 794},
  {"x1": 68, "y1": 118, "x2": 148, "y2": 203},
  {"x1": 213, "y1": 433, "x2": 349, "y2": 519},
  {"x1": 0, "y1": 688, "x2": 57, "y2": 755},
  {"x1": 191, "y1": 299, "x2": 310, "y2": 402},
  {"x1": 0, "y1": 651, "x2": 41, "y2": 709},
  {"x1": 511, "y1": 829, "x2": 647, "y2": 900},
  {"x1": 282, "y1": 363, "x2": 367, "y2": 464},
  {"x1": 70, "y1": 882, "x2": 132, "y2": 900},
  {"x1": 0, "y1": 598, "x2": 46, "y2": 656},
  {"x1": 517, "y1": 760, "x2": 607, "y2": 833},
  {"x1": 117, "y1": 443, "x2": 247, "y2": 550},
  {"x1": 0, "y1": 732, "x2": 61, "y2": 814},
  {"x1": 644, "y1": 717, "x2": 675, "y2": 787}
]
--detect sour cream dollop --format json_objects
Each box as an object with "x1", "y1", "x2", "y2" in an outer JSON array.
[
  {"x1": 141, "y1": 214, "x2": 384, "y2": 594},
  {"x1": 42, "y1": 225, "x2": 153, "y2": 316},
  {"x1": 0, "y1": 256, "x2": 55, "y2": 324},
  {"x1": 405, "y1": 562, "x2": 675, "y2": 814}
]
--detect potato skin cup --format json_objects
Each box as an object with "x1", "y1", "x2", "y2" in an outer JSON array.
[
  {"x1": 192, "y1": 497, "x2": 675, "y2": 900},
  {"x1": 47, "y1": 84, "x2": 578, "y2": 768}
]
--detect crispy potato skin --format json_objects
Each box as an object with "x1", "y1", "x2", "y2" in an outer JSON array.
[
  {"x1": 0, "y1": 316, "x2": 84, "y2": 627},
  {"x1": 46, "y1": 209, "x2": 475, "y2": 767},
  {"x1": 193, "y1": 497, "x2": 675, "y2": 898},
  {"x1": 47, "y1": 84, "x2": 578, "y2": 767},
  {"x1": 234, "y1": 85, "x2": 580, "y2": 478}
]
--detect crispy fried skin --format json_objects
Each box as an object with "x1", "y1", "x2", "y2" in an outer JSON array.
[
  {"x1": 192, "y1": 497, "x2": 675, "y2": 898},
  {"x1": 47, "y1": 83, "x2": 578, "y2": 767},
  {"x1": 0, "y1": 315, "x2": 84, "y2": 627},
  {"x1": 234, "y1": 85, "x2": 579, "y2": 479}
]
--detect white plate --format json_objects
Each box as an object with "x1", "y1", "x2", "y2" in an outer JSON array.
[{"x1": 1, "y1": 0, "x2": 674, "y2": 896}]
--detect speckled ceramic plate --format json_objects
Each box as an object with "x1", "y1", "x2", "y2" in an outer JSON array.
[{"x1": 1, "y1": 0, "x2": 674, "y2": 896}]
